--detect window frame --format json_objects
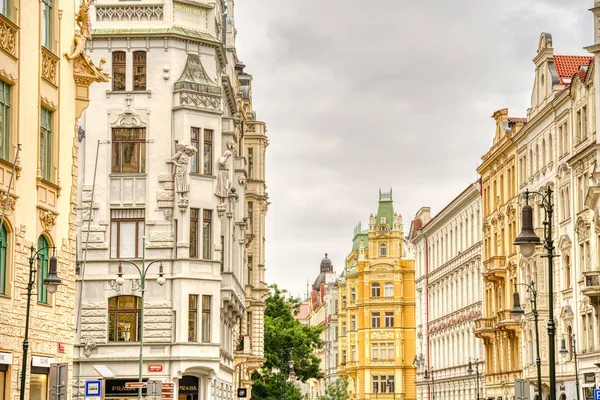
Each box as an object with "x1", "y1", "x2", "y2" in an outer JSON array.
[
  {"x1": 41, "y1": 0, "x2": 53, "y2": 51},
  {"x1": 350, "y1": 287, "x2": 356, "y2": 302},
  {"x1": 203, "y1": 129, "x2": 213, "y2": 175},
  {"x1": 40, "y1": 107, "x2": 52, "y2": 181},
  {"x1": 0, "y1": 223, "x2": 6, "y2": 295},
  {"x1": 371, "y1": 312, "x2": 380, "y2": 328},
  {"x1": 37, "y1": 235, "x2": 50, "y2": 304},
  {"x1": 201, "y1": 295, "x2": 211, "y2": 342},
  {"x1": 112, "y1": 51, "x2": 126, "y2": 91},
  {"x1": 384, "y1": 282, "x2": 393, "y2": 297},
  {"x1": 247, "y1": 147, "x2": 254, "y2": 179},
  {"x1": 371, "y1": 282, "x2": 381, "y2": 298},
  {"x1": 0, "y1": 0, "x2": 11, "y2": 18},
  {"x1": 110, "y1": 209, "x2": 145, "y2": 259},
  {"x1": 0, "y1": 81, "x2": 10, "y2": 161},
  {"x1": 111, "y1": 127, "x2": 146, "y2": 174},
  {"x1": 190, "y1": 127, "x2": 200, "y2": 174},
  {"x1": 189, "y1": 208, "x2": 199, "y2": 259},
  {"x1": 188, "y1": 294, "x2": 198, "y2": 342},
  {"x1": 132, "y1": 51, "x2": 147, "y2": 91},
  {"x1": 202, "y1": 209, "x2": 212, "y2": 260},
  {"x1": 385, "y1": 312, "x2": 394, "y2": 328},
  {"x1": 108, "y1": 295, "x2": 141, "y2": 342},
  {"x1": 380, "y1": 243, "x2": 387, "y2": 257}
]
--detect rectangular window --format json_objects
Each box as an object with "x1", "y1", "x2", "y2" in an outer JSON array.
[
  {"x1": 189, "y1": 208, "x2": 199, "y2": 258},
  {"x1": 132, "y1": 51, "x2": 146, "y2": 91},
  {"x1": 40, "y1": 107, "x2": 52, "y2": 181},
  {"x1": 110, "y1": 209, "x2": 145, "y2": 258},
  {"x1": 190, "y1": 127, "x2": 200, "y2": 173},
  {"x1": 388, "y1": 343, "x2": 394, "y2": 360},
  {"x1": 351, "y1": 315, "x2": 356, "y2": 331},
  {"x1": 371, "y1": 312, "x2": 380, "y2": 328},
  {"x1": 342, "y1": 322, "x2": 346, "y2": 336},
  {"x1": 380, "y1": 376, "x2": 388, "y2": 393},
  {"x1": 201, "y1": 295, "x2": 211, "y2": 342},
  {"x1": 384, "y1": 283, "x2": 393, "y2": 297},
  {"x1": 247, "y1": 255, "x2": 253, "y2": 284},
  {"x1": 188, "y1": 295, "x2": 198, "y2": 342},
  {"x1": 248, "y1": 148, "x2": 254, "y2": 179},
  {"x1": 41, "y1": 0, "x2": 52, "y2": 50},
  {"x1": 112, "y1": 51, "x2": 126, "y2": 91},
  {"x1": 202, "y1": 209, "x2": 212, "y2": 259},
  {"x1": 371, "y1": 284, "x2": 381, "y2": 298},
  {"x1": 583, "y1": 106, "x2": 588, "y2": 139},
  {"x1": 247, "y1": 201, "x2": 253, "y2": 222},
  {"x1": 342, "y1": 296, "x2": 346, "y2": 309},
  {"x1": 0, "y1": 81, "x2": 10, "y2": 161},
  {"x1": 0, "y1": 0, "x2": 9, "y2": 18},
  {"x1": 203, "y1": 129, "x2": 213, "y2": 175},
  {"x1": 0, "y1": 225, "x2": 6, "y2": 295},
  {"x1": 342, "y1": 350, "x2": 346, "y2": 364},
  {"x1": 351, "y1": 288, "x2": 356, "y2": 302},
  {"x1": 37, "y1": 248, "x2": 49, "y2": 304},
  {"x1": 372, "y1": 344, "x2": 378, "y2": 360},
  {"x1": 351, "y1": 345, "x2": 356, "y2": 361},
  {"x1": 576, "y1": 110, "x2": 582, "y2": 142},
  {"x1": 372, "y1": 376, "x2": 378, "y2": 394},
  {"x1": 108, "y1": 296, "x2": 141, "y2": 342},
  {"x1": 112, "y1": 128, "x2": 146, "y2": 173}
]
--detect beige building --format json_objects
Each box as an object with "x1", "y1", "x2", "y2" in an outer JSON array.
[{"x1": 0, "y1": 0, "x2": 107, "y2": 399}]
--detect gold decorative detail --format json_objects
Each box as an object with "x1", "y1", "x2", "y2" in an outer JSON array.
[
  {"x1": 0, "y1": 69, "x2": 16, "y2": 84},
  {"x1": 0, "y1": 190, "x2": 16, "y2": 216},
  {"x1": 0, "y1": 14, "x2": 17, "y2": 58},
  {"x1": 39, "y1": 209, "x2": 58, "y2": 231},
  {"x1": 41, "y1": 47, "x2": 59, "y2": 85},
  {"x1": 66, "y1": 0, "x2": 92, "y2": 61},
  {"x1": 41, "y1": 96, "x2": 57, "y2": 110}
]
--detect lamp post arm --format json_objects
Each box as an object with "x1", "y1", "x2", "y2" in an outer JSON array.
[
  {"x1": 117, "y1": 259, "x2": 143, "y2": 278},
  {"x1": 143, "y1": 260, "x2": 164, "y2": 277}
]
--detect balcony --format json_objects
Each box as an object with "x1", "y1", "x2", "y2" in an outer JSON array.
[
  {"x1": 482, "y1": 256, "x2": 507, "y2": 281},
  {"x1": 582, "y1": 271, "x2": 600, "y2": 303},
  {"x1": 495, "y1": 310, "x2": 519, "y2": 331},
  {"x1": 474, "y1": 317, "x2": 494, "y2": 338}
]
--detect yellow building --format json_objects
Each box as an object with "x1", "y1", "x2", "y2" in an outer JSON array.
[
  {"x1": 475, "y1": 109, "x2": 524, "y2": 399},
  {"x1": 338, "y1": 190, "x2": 416, "y2": 400},
  {"x1": 0, "y1": 0, "x2": 107, "y2": 399}
]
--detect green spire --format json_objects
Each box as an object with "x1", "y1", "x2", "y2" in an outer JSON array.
[{"x1": 376, "y1": 188, "x2": 394, "y2": 226}]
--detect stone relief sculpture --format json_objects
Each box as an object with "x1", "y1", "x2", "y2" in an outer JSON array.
[
  {"x1": 215, "y1": 140, "x2": 236, "y2": 201},
  {"x1": 171, "y1": 143, "x2": 198, "y2": 199}
]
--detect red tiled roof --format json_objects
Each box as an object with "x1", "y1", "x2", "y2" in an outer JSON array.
[
  {"x1": 554, "y1": 55, "x2": 593, "y2": 85},
  {"x1": 508, "y1": 117, "x2": 527, "y2": 124},
  {"x1": 577, "y1": 67, "x2": 588, "y2": 82}
]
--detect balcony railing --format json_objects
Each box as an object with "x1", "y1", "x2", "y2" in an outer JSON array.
[{"x1": 582, "y1": 271, "x2": 600, "y2": 302}]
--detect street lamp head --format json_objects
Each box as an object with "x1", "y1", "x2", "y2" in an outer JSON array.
[
  {"x1": 514, "y1": 202, "x2": 540, "y2": 258},
  {"x1": 510, "y1": 289, "x2": 525, "y2": 322},
  {"x1": 559, "y1": 337, "x2": 568, "y2": 359},
  {"x1": 157, "y1": 262, "x2": 166, "y2": 286},
  {"x1": 43, "y1": 255, "x2": 61, "y2": 294},
  {"x1": 467, "y1": 360, "x2": 473, "y2": 374},
  {"x1": 116, "y1": 263, "x2": 125, "y2": 286},
  {"x1": 423, "y1": 370, "x2": 429, "y2": 380}
]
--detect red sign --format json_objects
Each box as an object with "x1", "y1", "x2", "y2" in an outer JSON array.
[
  {"x1": 148, "y1": 364, "x2": 163, "y2": 372},
  {"x1": 57, "y1": 342, "x2": 65, "y2": 353},
  {"x1": 125, "y1": 382, "x2": 147, "y2": 389},
  {"x1": 162, "y1": 383, "x2": 174, "y2": 399}
]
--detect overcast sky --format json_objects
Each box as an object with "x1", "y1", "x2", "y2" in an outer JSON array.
[{"x1": 234, "y1": 0, "x2": 592, "y2": 299}]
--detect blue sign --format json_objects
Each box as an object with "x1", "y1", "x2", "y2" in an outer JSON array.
[
  {"x1": 85, "y1": 380, "x2": 102, "y2": 397},
  {"x1": 593, "y1": 388, "x2": 600, "y2": 400}
]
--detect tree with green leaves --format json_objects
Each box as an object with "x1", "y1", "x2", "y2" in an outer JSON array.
[
  {"x1": 317, "y1": 378, "x2": 350, "y2": 400},
  {"x1": 251, "y1": 285, "x2": 324, "y2": 399}
]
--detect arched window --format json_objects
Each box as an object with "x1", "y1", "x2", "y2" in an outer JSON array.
[
  {"x1": 108, "y1": 295, "x2": 141, "y2": 342},
  {"x1": 371, "y1": 282, "x2": 381, "y2": 298},
  {"x1": 0, "y1": 223, "x2": 7, "y2": 295},
  {"x1": 37, "y1": 235, "x2": 50, "y2": 304},
  {"x1": 529, "y1": 149, "x2": 533, "y2": 175},
  {"x1": 380, "y1": 243, "x2": 387, "y2": 257},
  {"x1": 567, "y1": 325, "x2": 573, "y2": 361},
  {"x1": 379, "y1": 225, "x2": 387, "y2": 232},
  {"x1": 536, "y1": 144, "x2": 540, "y2": 171},
  {"x1": 112, "y1": 51, "x2": 126, "y2": 91},
  {"x1": 565, "y1": 255, "x2": 571, "y2": 289},
  {"x1": 384, "y1": 282, "x2": 393, "y2": 297},
  {"x1": 542, "y1": 139, "x2": 546, "y2": 166}
]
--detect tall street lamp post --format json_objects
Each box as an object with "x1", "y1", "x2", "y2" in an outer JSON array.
[
  {"x1": 559, "y1": 334, "x2": 580, "y2": 400},
  {"x1": 115, "y1": 237, "x2": 165, "y2": 400},
  {"x1": 423, "y1": 368, "x2": 435, "y2": 400},
  {"x1": 467, "y1": 358, "x2": 481, "y2": 400},
  {"x1": 510, "y1": 281, "x2": 542, "y2": 399},
  {"x1": 514, "y1": 186, "x2": 557, "y2": 400},
  {"x1": 20, "y1": 245, "x2": 62, "y2": 400}
]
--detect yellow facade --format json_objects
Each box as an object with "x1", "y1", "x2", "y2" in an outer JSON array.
[
  {"x1": 338, "y1": 190, "x2": 416, "y2": 400},
  {"x1": 475, "y1": 109, "x2": 523, "y2": 398}
]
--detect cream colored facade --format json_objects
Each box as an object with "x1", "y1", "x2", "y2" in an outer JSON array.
[
  {"x1": 338, "y1": 190, "x2": 416, "y2": 400},
  {"x1": 0, "y1": 0, "x2": 106, "y2": 399},
  {"x1": 410, "y1": 183, "x2": 484, "y2": 400},
  {"x1": 476, "y1": 109, "x2": 524, "y2": 399}
]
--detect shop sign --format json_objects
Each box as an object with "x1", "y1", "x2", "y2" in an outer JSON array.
[
  {"x1": 0, "y1": 353, "x2": 12, "y2": 365},
  {"x1": 585, "y1": 373, "x2": 596, "y2": 384},
  {"x1": 32, "y1": 356, "x2": 55, "y2": 368},
  {"x1": 105, "y1": 379, "x2": 147, "y2": 396},
  {"x1": 57, "y1": 342, "x2": 65, "y2": 353},
  {"x1": 178, "y1": 376, "x2": 199, "y2": 395}
]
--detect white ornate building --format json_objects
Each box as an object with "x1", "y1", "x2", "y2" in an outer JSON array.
[
  {"x1": 409, "y1": 183, "x2": 484, "y2": 400},
  {"x1": 72, "y1": 1, "x2": 268, "y2": 399}
]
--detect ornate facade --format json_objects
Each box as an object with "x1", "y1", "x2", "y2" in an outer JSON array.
[
  {"x1": 476, "y1": 109, "x2": 524, "y2": 399},
  {"x1": 73, "y1": 1, "x2": 267, "y2": 399},
  {"x1": 410, "y1": 183, "x2": 484, "y2": 400},
  {"x1": 0, "y1": 0, "x2": 106, "y2": 398},
  {"x1": 338, "y1": 190, "x2": 416, "y2": 400}
]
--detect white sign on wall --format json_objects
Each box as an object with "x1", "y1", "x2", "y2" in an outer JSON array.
[
  {"x1": 32, "y1": 356, "x2": 55, "y2": 368},
  {"x1": 0, "y1": 353, "x2": 12, "y2": 365},
  {"x1": 173, "y1": 1, "x2": 208, "y2": 32}
]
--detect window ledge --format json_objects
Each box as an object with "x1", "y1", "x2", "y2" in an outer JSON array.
[
  {"x1": 109, "y1": 173, "x2": 147, "y2": 178},
  {"x1": 190, "y1": 174, "x2": 216, "y2": 180},
  {"x1": 106, "y1": 90, "x2": 152, "y2": 98},
  {"x1": 37, "y1": 301, "x2": 52, "y2": 308}
]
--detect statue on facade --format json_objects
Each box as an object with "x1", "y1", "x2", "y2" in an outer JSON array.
[
  {"x1": 215, "y1": 140, "x2": 236, "y2": 201},
  {"x1": 171, "y1": 143, "x2": 198, "y2": 199},
  {"x1": 66, "y1": 0, "x2": 93, "y2": 60}
]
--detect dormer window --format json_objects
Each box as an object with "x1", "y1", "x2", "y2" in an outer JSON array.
[
  {"x1": 380, "y1": 226, "x2": 387, "y2": 232},
  {"x1": 380, "y1": 243, "x2": 387, "y2": 257}
]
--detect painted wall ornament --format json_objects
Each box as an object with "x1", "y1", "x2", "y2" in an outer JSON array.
[
  {"x1": 171, "y1": 143, "x2": 198, "y2": 199},
  {"x1": 215, "y1": 140, "x2": 236, "y2": 202}
]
